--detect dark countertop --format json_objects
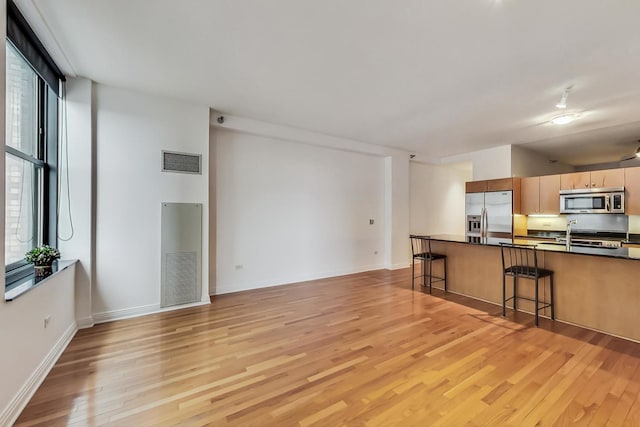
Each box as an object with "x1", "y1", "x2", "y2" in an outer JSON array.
[
  {"x1": 628, "y1": 234, "x2": 640, "y2": 244},
  {"x1": 429, "y1": 234, "x2": 640, "y2": 261}
]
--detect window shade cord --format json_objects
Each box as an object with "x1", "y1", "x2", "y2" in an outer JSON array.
[{"x1": 57, "y1": 81, "x2": 74, "y2": 241}]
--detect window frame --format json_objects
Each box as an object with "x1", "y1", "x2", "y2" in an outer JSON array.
[{"x1": 5, "y1": 41, "x2": 59, "y2": 285}]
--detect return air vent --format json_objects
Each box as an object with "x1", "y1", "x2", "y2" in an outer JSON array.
[
  {"x1": 161, "y1": 203, "x2": 202, "y2": 308},
  {"x1": 162, "y1": 150, "x2": 201, "y2": 174}
]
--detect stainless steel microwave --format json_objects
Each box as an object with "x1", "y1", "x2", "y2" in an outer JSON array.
[{"x1": 559, "y1": 187, "x2": 625, "y2": 214}]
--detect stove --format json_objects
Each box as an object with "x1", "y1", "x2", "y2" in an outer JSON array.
[{"x1": 554, "y1": 237, "x2": 623, "y2": 248}]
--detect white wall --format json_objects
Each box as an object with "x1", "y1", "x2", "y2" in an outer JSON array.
[
  {"x1": 575, "y1": 156, "x2": 640, "y2": 172},
  {"x1": 93, "y1": 84, "x2": 210, "y2": 317},
  {"x1": 385, "y1": 154, "x2": 410, "y2": 269},
  {"x1": 59, "y1": 77, "x2": 93, "y2": 327},
  {"x1": 511, "y1": 145, "x2": 574, "y2": 177},
  {"x1": 410, "y1": 162, "x2": 471, "y2": 235},
  {"x1": 214, "y1": 127, "x2": 386, "y2": 294},
  {"x1": 0, "y1": 5, "x2": 78, "y2": 420},
  {"x1": 0, "y1": 267, "x2": 77, "y2": 426},
  {"x1": 441, "y1": 144, "x2": 512, "y2": 181}
]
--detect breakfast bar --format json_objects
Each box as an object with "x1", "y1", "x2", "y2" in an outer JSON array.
[{"x1": 424, "y1": 234, "x2": 640, "y2": 341}]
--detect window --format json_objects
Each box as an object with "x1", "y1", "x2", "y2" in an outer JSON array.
[{"x1": 5, "y1": 1, "x2": 63, "y2": 284}]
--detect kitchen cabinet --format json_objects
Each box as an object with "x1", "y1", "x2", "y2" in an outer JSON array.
[
  {"x1": 466, "y1": 178, "x2": 515, "y2": 193},
  {"x1": 625, "y1": 166, "x2": 640, "y2": 215},
  {"x1": 591, "y1": 168, "x2": 624, "y2": 188},
  {"x1": 560, "y1": 171, "x2": 591, "y2": 190},
  {"x1": 539, "y1": 174, "x2": 561, "y2": 214},
  {"x1": 521, "y1": 175, "x2": 561, "y2": 214},
  {"x1": 521, "y1": 177, "x2": 540, "y2": 214},
  {"x1": 465, "y1": 178, "x2": 520, "y2": 213},
  {"x1": 487, "y1": 178, "x2": 514, "y2": 191},
  {"x1": 465, "y1": 180, "x2": 487, "y2": 193},
  {"x1": 561, "y1": 169, "x2": 624, "y2": 190}
]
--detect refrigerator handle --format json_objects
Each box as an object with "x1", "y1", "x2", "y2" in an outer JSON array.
[{"x1": 481, "y1": 207, "x2": 487, "y2": 237}]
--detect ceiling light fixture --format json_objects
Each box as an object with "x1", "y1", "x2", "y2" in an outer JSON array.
[
  {"x1": 551, "y1": 113, "x2": 579, "y2": 125},
  {"x1": 555, "y1": 86, "x2": 572, "y2": 109}
]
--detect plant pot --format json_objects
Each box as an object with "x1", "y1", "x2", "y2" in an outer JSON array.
[{"x1": 34, "y1": 265, "x2": 53, "y2": 277}]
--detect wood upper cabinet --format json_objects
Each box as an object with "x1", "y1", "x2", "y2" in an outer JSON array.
[
  {"x1": 486, "y1": 178, "x2": 514, "y2": 191},
  {"x1": 521, "y1": 174, "x2": 560, "y2": 214},
  {"x1": 465, "y1": 180, "x2": 487, "y2": 193},
  {"x1": 561, "y1": 169, "x2": 624, "y2": 190},
  {"x1": 466, "y1": 178, "x2": 521, "y2": 213},
  {"x1": 539, "y1": 174, "x2": 561, "y2": 214},
  {"x1": 625, "y1": 167, "x2": 640, "y2": 215},
  {"x1": 560, "y1": 171, "x2": 591, "y2": 190},
  {"x1": 521, "y1": 177, "x2": 540, "y2": 214},
  {"x1": 591, "y1": 168, "x2": 624, "y2": 188},
  {"x1": 466, "y1": 178, "x2": 514, "y2": 193}
]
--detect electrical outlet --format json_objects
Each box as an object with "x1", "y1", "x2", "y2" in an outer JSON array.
[
  {"x1": 44, "y1": 316, "x2": 51, "y2": 328},
  {"x1": 235, "y1": 264, "x2": 243, "y2": 270},
  {"x1": 369, "y1": 219, "x2": 374, "y2": 225}
]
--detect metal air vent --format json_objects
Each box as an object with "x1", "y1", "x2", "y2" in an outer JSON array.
[
  {"x1": 162, "y1": 150, "x2": 202, "y2": 174},
  {"x1": 161, "y1": 203, "x2": 202, "y2": 308}
]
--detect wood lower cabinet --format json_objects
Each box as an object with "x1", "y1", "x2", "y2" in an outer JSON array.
[
  {"x1": 561, "y1": 169, "x2": 624, "y2": 190},
  {"x1": 521, "y1": 175, "x2": 560, "y2": 214},
  {"x1": 433, "y1": 240, "x2": 640, "y2": 342}
]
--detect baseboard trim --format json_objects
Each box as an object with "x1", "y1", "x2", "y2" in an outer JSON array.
[
  {"x1": 76, "y1": 316, "x2": 94, "y2": 329},
  {"x1": 92, "y1": 300, "x2": 210, "y2": 324},
  {"x1": 387, "y1": 262, "x2": 409, "y2": 270},
  {"x1": 213, "y1": 264, "x2": 385, "y2": 295},
  {"x1": 0, "y1": 321, "x2": 77, "y2": 427}
]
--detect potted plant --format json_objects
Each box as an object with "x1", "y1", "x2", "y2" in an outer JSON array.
[{"x1": 25, "y1": 245, "x2": 61, "y2": 277}]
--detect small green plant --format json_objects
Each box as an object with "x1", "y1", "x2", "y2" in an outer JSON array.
[{"x1": 25, "y1": 245, "x2": 61, "y2": 266}]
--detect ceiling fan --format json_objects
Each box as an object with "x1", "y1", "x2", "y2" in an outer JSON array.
[{"x1": 621, "y1": 141, "x2": 640, "y2": 161}]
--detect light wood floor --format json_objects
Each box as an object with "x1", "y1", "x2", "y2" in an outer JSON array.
[{"x1": 15, "y1": 268, "x2": 640, "y2": 426}]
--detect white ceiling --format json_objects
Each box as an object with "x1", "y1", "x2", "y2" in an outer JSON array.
[{"x1": 18, "y1": 0, "x2": 640, "y2": 165}]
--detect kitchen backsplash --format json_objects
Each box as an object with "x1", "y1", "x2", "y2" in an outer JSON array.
[
  {"x1": 629, "y1": 215, "x2": 640, "y2": 234},
  {"x1": 527, "y1": 214, "x2": 640, "y2": 234},
  {"x1": 526, "y1": 216, "x2": 567, "y2": 232}
]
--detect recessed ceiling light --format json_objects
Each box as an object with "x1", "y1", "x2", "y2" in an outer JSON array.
[{"x1": 551, "y1": 113, "x2": 579, "y2": 125}]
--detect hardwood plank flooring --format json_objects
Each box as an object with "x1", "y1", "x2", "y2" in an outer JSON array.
[{"x1": 15, "y1": 268, "x2": 640, "y2": 426}]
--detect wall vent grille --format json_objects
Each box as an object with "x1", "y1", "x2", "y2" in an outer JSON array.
[
  {"x1": 162, "y1": 150, "x2": 201, "y2": 174},
  {"x1": 163, "y1": 252, "x2": 198, "y2": 306},
  {"x1": 161, "y1": 203, "x2": 202, "y2": 308}
]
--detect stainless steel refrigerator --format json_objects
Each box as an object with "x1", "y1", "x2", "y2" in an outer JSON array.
[{"x1": 465, "y1": 191, "x2": 513, "y2": 238}]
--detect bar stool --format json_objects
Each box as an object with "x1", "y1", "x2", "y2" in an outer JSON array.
[
  {"x1": 409, "y1": 235, "x2": 447, "y2": 293},
  {"x1": 500, "y1": 243, "x2": 554, "y2": 327}
]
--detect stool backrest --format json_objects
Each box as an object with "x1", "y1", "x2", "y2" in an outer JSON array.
[
  {"x1": 500, "y1": 242, "x2": 539, "y2": 276},
  {"x1": 410, "y1": 235, "x2": 432, "y2": 257}
]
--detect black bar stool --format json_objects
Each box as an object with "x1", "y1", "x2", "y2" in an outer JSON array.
[
  {"x1": 409, "y1": 235, "x2": 447, "y2": 293},
  {"x1": 500, "y1": 243, "x2": 554, "y2": 327}
]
